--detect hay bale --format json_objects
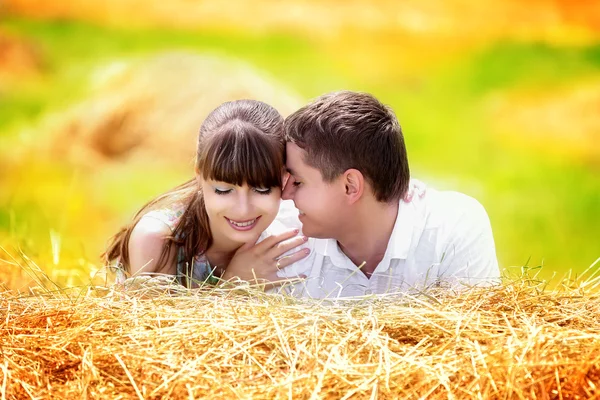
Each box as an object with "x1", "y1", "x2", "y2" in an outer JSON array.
[
  {"x1": 0, "y1": 30, "x2": 44, "y2": 83},
  {"x1": 37, "y1": 51, "x2": 302, "y2": 167},
  {"x1": 1, "y1": 272, "x2": 600, "y2": 399}
]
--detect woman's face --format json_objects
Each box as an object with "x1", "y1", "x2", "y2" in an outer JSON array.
[{"x1": 199, "y1": 177, "x2": 281, "y2": 249}]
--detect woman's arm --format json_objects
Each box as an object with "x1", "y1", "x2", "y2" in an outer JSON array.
[{"x1": 128, "y1": 217, "x2": 178, "y2": 276}]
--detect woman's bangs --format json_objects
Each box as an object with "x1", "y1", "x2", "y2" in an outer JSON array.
[{"x1": 200, "y1": 124, "x2": 283, "y2": 189}]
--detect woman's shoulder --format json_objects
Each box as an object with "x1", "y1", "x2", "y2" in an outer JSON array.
[
  {"x1": 128, "y1": 215, "x2": 177, "y2": 275},
  {"x1": 141, "y1": 203, "x2": 187, "y2": 234}
]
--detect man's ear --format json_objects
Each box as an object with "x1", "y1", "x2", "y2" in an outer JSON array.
[{"x1": 342, "y1": 169, "x2": 364, "y2": 204}]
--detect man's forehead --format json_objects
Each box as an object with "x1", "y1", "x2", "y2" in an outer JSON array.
[
  {"x1": 285, "y1": 163, "x2": 302, "y2": 177},
  {"x1": 285, "y1": 142, "x2": 306, "y2": 172}
]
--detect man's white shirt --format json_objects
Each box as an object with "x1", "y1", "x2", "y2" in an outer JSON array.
[{"x1": 272, "y1": 182, "x2": 500, "y2": 299}]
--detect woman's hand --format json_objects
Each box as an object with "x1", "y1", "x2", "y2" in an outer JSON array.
[{"x1": 221, "y1": 229, "x2": 310, "y2": 285}]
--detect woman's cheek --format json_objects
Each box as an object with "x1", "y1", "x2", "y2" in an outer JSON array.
[{"x1": 263, "y1": 194, "x2": 281, "y2": 221}]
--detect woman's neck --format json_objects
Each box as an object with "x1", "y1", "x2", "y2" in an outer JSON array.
[{"x1": 203, "y1": 237, "x2": 242, "y2": 275}]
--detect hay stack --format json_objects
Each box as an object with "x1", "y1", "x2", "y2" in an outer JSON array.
[
  {"x1": 30, "y1": 51, "x2": 302, "y2": 168},
  {"x1": 0, "y1": 30, "x2": 43, "y2": 83},
  {"x1": 1, "y1": 274, "x2": 599, "y2": 399}
]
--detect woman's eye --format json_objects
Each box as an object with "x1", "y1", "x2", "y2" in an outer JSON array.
[
  {"x1": 254, "y1": 187, "x2": 273, "y2": 195},
  {"x1": 214, "y1": 188, "x2": 232, "y2": 195},
  {"x1": 292, "y1": 181, "x2": 302, "y2": 187}
]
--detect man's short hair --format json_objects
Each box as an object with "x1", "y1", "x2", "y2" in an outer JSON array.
[{"x1": 284, "y1": 91, "x2": 410, "y2": 202}]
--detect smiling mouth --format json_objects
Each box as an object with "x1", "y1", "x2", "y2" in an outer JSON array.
[{"x1": 225, "y1": 216, "x2": 261, "y2": 231}]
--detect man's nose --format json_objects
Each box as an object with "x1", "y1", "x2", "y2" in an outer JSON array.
[{"x1": 281, "y1": 179, "x2": 294, "y2": 200}]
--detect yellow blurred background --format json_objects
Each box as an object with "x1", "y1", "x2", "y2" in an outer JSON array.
[{"x1": 1, "y1": 0, "x2": 599, "y2": 291}]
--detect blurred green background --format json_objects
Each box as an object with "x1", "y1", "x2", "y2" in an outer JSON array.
[{"x1": 1, "y1": 0, "x2": 599, "y2": 290}]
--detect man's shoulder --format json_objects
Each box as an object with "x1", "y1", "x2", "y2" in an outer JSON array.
[
  {"x1": 409, "y1": 181, "x2": 499, "y2": 283},
  {"x1": 419, "y1": 186, "x2": 489, "y2": 229}
]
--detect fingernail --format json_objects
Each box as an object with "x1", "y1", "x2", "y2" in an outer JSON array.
[
  {"x1": 294, "y1": 229, "x2": 300, "y2": 234},
  {"x1": 304, "y1": 248, "x2": 310, "y2": 254},
  {"x1": 303, "y1": 236, "x2": 308, "y2": 242}
]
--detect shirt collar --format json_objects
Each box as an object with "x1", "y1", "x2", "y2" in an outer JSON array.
[
  {"x1": 314, "y1": 238, "x2": 353, "y2": 269},
  {"x1": 384, "y1": 198, "x2": 416, "y2": 260}
]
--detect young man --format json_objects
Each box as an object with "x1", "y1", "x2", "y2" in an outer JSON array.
[{"x1": 277, "y1": 91, "x2": 500, "y2": 298}]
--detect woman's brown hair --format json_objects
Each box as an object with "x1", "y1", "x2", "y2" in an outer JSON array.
[{"x1": 103, "y1": 100, "x2": 285, "y2": 276}]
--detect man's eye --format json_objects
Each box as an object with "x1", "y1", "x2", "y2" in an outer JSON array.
[
  {"x1": 214, "y1": 188, "x2": 232, "y2": 195},
  {"x1": 254, "y1": 187, "x2": 273, "y2": 195}
]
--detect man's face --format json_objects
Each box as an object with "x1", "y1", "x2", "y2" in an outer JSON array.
[{"x1": 282, "y1": 142, "x2": 346, "y2": 238}]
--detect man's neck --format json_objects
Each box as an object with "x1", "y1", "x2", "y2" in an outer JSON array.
[{"x1": 336, "y1": 199, "x2": 399, "y2": 277}]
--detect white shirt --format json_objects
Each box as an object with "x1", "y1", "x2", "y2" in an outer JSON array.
[{"x1": 275, "y1": 185, "x2": 500, "y2": 299}]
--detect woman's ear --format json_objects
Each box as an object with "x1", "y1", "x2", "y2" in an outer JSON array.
[
  {"x1": 282, "y1": 170, "x2": 290, "y2": 189},
  {"x1": 343, "y1": 169, "x2": 364, "y2": 204}
]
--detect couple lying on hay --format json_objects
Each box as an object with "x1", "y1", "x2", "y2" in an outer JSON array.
[{"x1": 103, "y1": 90, "x2": 499, "y2": 299}]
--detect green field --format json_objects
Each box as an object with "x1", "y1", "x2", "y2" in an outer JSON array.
[{"x1": 1, "y1": 16, "x2": 599, "y2": 288}]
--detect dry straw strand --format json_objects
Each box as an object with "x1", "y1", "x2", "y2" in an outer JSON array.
[{"x1": 1, "y1": 264, "x2": 600, "y2": 399}]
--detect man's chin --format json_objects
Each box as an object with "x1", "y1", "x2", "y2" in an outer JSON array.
[{"x1": 300, "y1": 225, "x2": 329, "y2": 239}]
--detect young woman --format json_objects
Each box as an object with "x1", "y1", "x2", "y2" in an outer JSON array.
[{"x1": 103, "y1": 99, "x2": 309, "y2": 287}]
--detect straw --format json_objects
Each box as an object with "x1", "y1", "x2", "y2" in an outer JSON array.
[{"x1": 1, "y1": 271, "x2": 599, "y2": 399}]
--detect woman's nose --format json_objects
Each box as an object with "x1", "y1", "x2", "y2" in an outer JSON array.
[{"x1": 234, "y1": 192, "x2": 252, "y2": 215}]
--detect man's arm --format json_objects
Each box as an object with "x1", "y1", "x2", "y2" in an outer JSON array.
[{"x1": 438, "y1": 196, "x2": 500, "y2": 287}]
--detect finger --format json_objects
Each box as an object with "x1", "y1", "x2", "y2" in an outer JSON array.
[
  {"x1": 255, "y1": 229, "x2": 300, "y2": 251},
  {"x1": 267, "y1": 235, "x2": 308, "y2": 259},
  {"x1": 403, "y1": 192, "x2": 414, "y2": 203},
  {"x1": 274, "y1": 248, "x2": 310, "y2": 269}
]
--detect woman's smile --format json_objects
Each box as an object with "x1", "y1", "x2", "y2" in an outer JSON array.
[{"x1": 225, "y1": 216, "x2": 261, "y2": 231}]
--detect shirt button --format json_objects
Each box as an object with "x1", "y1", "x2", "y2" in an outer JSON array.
[{"x1": 364, "y1": 289, "x2": 373, "y2": 295}]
